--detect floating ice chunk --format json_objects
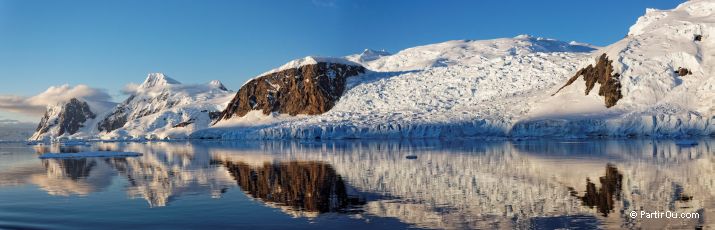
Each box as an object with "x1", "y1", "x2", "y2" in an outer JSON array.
[
  {"x1": 38, "y1": 151, "x2": 143, "y2": 159},
  {"x1": 60, "y1": 141, "x2": 91, "y2": 147}
]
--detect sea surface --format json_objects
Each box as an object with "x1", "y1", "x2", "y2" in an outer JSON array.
[{"x1": 0, "y1": 139, "x2": 712, "y2": 229}]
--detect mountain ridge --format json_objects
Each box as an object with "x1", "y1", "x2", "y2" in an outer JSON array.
[{"x1": 28, "y1": 0, "x2": 715, "y2": 141}]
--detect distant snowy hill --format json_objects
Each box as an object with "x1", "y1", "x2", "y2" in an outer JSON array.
[
  {"x1": 0, "y1": 120, "x2": 35, "y2": 142},
  {"x1": 29, "y1": 73, "x2": 233, "y2": 141}
]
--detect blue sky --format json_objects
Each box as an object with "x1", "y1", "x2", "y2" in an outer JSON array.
[{"x1": 0, "y1": 0, "x2": 684, "y2": 122}]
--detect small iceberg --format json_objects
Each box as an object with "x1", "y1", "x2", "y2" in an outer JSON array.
[
  {"x1": 674, "y1": 139, "x2": 698, "y2": 147},
  {"x1": 38, "y1": 151, "x2": 143, "y2": 159},
  {"x1": 60, "y1": 141, "x2": 91, "y2": 147}
]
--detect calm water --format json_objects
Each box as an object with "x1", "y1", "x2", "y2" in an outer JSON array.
[{"x1": 0, "y1": 139, "x2": 713, "y2": 229}]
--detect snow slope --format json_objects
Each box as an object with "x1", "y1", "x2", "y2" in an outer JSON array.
[
  {"x1": 514, "y1": 0, "x2": 715, "y2": 137},
  {"x1": 97, "y1": 73, "x2": 233, "y2": 140},
  {"x1": 195, "y1": 35, "x2": 597, "y2": 139},
  {"x1": 195, "y1": 1, "x2": 715, "y2": 139}
]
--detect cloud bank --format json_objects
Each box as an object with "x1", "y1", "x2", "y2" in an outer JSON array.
[
  {"x1": 0, "y1": 84, "x2": 113, "y2": 116},
  {"x1": 120, "y1": 82, "x2": 141, "y2": 95}
]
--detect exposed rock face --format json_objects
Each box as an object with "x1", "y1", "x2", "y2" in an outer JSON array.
[
  {"x1": 172, "y1": 119, "x2": 194, "y2": 128},
  {"x1": 553, "y1": 54, "x2": 623, "y2": 108},
  {"x1": 220, "y1": 160, "x2": 364, "y2": 213},
  {"x1": 218, "y1": 62, "x2": 365, "y2": 120},
  {"x1": 694, "y1": 34, "x2": 702, "y2": 41},
  {"x1": 676, "y1": 67, "x2": 692, "y2": 76},
  {"x1": 97, "y1": 95, "x2": 132, "y2": 132},
  {"x1": 34, "y1": 98, "x2": 96, "y2": 138}
]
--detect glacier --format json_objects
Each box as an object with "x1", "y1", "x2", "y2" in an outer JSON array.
[{"x1": 193, "y1": 0, "x2": 715, "y2": 140}]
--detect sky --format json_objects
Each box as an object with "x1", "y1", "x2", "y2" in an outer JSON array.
[{"x1": 0, "y1": 0, "x2": 684, "y2": 122}]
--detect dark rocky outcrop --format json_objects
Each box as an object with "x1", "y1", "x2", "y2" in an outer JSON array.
[
  {"x1": 220, "y1": 160, "x2": 365, "y2": 213},
  {"x1": 694, "y1": 34, "x2": 702, "y2": 41},
  {"x1": 676, "y1": 67, "x2": 692, "y2": 76},
  {"x1": 218, "y1": 62, "x2": 365, "y2": 121},
  {"x1": 208, "y1": 111, "x2": 222, "y2": 121},
  {"x1": 172, "y1": 119, "x2": 194, "y2": 128},
  {"x1": 553, "y1": 54, "x2": 623, "y2": 108},
  {"x1": 35, "y1": 98, "x2": 96, "y2": 137}
]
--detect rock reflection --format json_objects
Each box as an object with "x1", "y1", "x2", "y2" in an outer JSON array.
[
  {"x1": 218, "y1": 160, "x2": 365, "y2": 217},
  {"x1": 570, "y1": 164, "x2": 623, "y2": 217}
]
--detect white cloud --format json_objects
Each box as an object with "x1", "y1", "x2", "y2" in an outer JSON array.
[
  {"x1": 0, "y1": 84, "x2": 113, "y2": 116},
  {"x1": 120, "y1": 82, "x2": 141, "y2": 95}
]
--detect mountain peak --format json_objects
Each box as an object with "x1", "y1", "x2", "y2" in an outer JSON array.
[
  {"x1": 628, "y1": 0, "x2": 714, "y2": 36},
  {"x1": 140, "y1": 73, "x2": 180, "y2": 89},
  {"x1": 259, "y1": 56, "x2": 362, "y2": 77},
  {"x1": 209, "y1": 80, "x2": 228, "y2": 91},
  {"x1": 358, "y1": 49, "x2": 391, "y2": 62}
]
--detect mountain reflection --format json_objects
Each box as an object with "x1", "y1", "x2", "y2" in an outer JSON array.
[
  {"x1": 570, "y1": 164, "x2": 623, "y2": 217},
  {"x1": 219, "y1": 160, "x2": 365, "y2": 216},
  {"x1": 0, "y1": 139, "x2": 712, "y2": 229},
  {"x1": 30, "y1": 158, "x2": 114, "y2": 196},
  {"x1": 43, "y1": 158, "x2": 96, "y2": 181}
]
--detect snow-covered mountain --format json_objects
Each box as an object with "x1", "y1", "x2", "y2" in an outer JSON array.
[
  {"x1": 32, "y1": 98, "x2": 96, "y2": 140},
  {"x1": 28, "y1": 0, "x2": 715, "y2": 141},
  {"x1": 194, "y1": 0, "x2": 715, "y2": 140},
  {"x1": 96, "y1": 73, "x2": 233, "y2": 140},
  {"x1": 516, "y1": 0, "x2": 715, "y2": 137},
  {"x1": 193, "y1": 35, "x2": 598, "y2": 139},
  {"x1": 28, "y1": 73, "x2": 232, "y2": 141},
  {"x1": 30, "y1": 98, "x2": 116, "y2": 141}
]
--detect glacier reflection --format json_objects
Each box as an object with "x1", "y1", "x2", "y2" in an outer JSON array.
[{"x1": 0, "y1": 139, "x2": 711, "y2": 229}]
